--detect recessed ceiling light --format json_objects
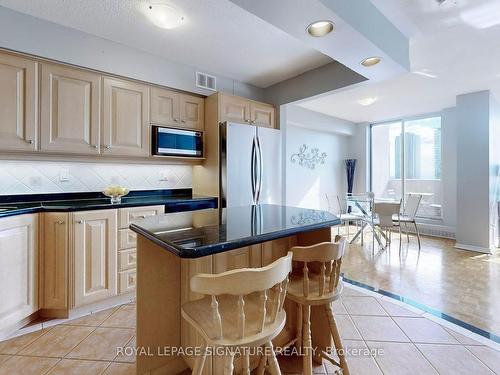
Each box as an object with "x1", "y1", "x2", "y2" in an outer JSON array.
[
  {"x1": 306, "y1": 20, "x2": 334, "y2": 37},
  {"x1": 361, "y1": 56, "x2": 381, "y2": 67},
  {"x1": 357, "y1": 97, "x2": 378, "y2": 106},
  {"x1": 147, "y1": 3, "x2": 185, "y2": 29}
]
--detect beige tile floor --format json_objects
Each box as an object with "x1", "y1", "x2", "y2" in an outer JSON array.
[
  {"x1": 0, "y1": 284, "x2": 499, "y2": 374},
  {"x1": 340, "y1": 226, "x2": 500, "y2": 336}
]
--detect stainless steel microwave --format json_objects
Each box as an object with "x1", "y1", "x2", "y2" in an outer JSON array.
[{"x1": 151, "y1": 126, "x2": 203, "y2": 157}]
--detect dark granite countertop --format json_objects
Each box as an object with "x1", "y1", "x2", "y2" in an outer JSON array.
[
  {"x1": 130, "y1": 204, "x2": 340, "y2": 258},
  {"x1": 0, "y1": 189, "x2": 217, "y2": 218}
]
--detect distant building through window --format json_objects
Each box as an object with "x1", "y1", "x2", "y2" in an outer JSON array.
[{"x1": 371, "y1": 116, "x2": 442, "y2": 219}]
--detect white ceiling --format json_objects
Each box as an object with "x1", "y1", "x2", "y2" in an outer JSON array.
[
  {"x1": 297, "y1": 0, "x2": 500, "y2": 123},
  {"x1": 0, "y1": 0, "x2": 333, "y2": 88}
]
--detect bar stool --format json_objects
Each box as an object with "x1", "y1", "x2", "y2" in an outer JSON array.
[
  {"x1": 287, "y1": 237, "x2": 349, "y2": 375},
  {"x1": 181, "y1": 252, "x2": 293, "y2": 375}
]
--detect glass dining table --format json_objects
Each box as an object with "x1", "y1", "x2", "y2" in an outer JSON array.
[{"x1": 345, "y1": 195, "x2": 391, "y2": 246}]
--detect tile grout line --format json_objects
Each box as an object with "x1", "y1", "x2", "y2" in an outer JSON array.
[
  {"x1": 388, "y1": 313, "x2": 441, "y2": 374},
  {"x1": 461, "y1": 345, "x2": 498, "y2": 374}
]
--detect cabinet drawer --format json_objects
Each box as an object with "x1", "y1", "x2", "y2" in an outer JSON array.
[
  {"x1": 118, "y1": 205, "x2": 165, "y2": 228},
  {"x1": 119, "y1": 229, "x2": 137, "y2": 249},
  {"x1": 118, "y1": 249, "x2": 136, "y2": 271},
  {"x1": 119, "y1": 270, "x2": 136, "y2": 294}
]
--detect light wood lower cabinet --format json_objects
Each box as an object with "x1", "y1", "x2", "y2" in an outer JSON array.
[
  {"x1": 0, "y1": 214, "x2": 38, "y2": 332},
  {"x1": 119, "y1": 205, "x2": 165, "y2": 228},
  {"x1": 0, "y1": 53, "x2": 37, "y2": 152},
  {"x1": 41, "y1": 212, "x2": 69, "y2": 311},
  {"x1": 212, "y1": 244, "x2": 261, "y2": 273},
  {"x1": 73, "y1": 209, "x2": 117, "y2": 307}
]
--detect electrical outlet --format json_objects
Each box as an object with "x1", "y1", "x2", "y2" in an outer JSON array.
[
  {"x1": 29, "y1": 176, "x2": 42, "y2": 186},
  {"x1": 159, "y1": 171, "x2": 169, "y2": 182},
  {"x1": 59, "y1": 169, "x2": 70, "y2": 182}
]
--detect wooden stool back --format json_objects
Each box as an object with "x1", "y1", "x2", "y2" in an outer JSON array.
[
  {"x1": 290, "y1": 238, "x2": 347, "y2": 299},
  {"x1": 190, "y1": 252, "x2": 292, "y2": 341}
]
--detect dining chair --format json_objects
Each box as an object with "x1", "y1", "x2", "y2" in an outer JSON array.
[
  {"x1": 286, "y1": 236, "x2": 350, "y2": 375},
  {"x1": 372, "y1": 201, "x2": 402, "y2": 251},
  {"x1": 181, "y1": 252, "x2": 292, "y2": 375},
  {"x1": 335, "y1": 195, "x2": 363, "y2": 238},
  {"x1": 394, "y1": 193, "x2": 423, "y2": 250}
]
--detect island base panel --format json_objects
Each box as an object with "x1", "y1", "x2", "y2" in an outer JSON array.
[
  {"x1": 136, "y1": 227, "x2": 334, "y2": 374},
  {"x1": 136, "y1": 236, "x2": 186, "y2": 375}
]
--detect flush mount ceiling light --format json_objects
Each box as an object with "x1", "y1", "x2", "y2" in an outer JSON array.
[
  {"x1": 147, "y1": 3, "x2": 185, "y2": 29},
  {"x1": 306, "y1": 20, "x2": 334, "y2": 37},
  {"x1": 357, "y1": 97, "x2": 378, "y2": 106},
  {"x1": 361, "y1": 56, "x2": 381, "y2": 67}
]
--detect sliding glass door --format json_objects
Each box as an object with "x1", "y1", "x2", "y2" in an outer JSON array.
[{"x1": 371, "y1": 116, "x2": 442, "y2": 219}]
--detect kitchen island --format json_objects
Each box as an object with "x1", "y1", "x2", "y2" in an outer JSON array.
[{"x1": 130, "y1": 204, "x2": 340, "y2": 375}]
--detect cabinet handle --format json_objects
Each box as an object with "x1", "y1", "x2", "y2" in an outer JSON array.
[
  {"x1": 250, "y1": 120, "x2": 255, "y2": 124},
  {"x1": 26, "y1": 139, "x2": 33, "y2": 144},
  {"x1": 181, "y1": 120, "x2": 186, "y2": 123},
  {"x1": 56, "y1": 220, "x2": 65, "y2": 225},
  {"x1": 91, "y1": 145, "x2": 98, "y2": 149},
  {"x1": 104, "y1": 145, "x2": 111, "y2": 150},
  {"x1": 174, "y1": 118, "x2": 179, "y2": 122},
  {"x1": 76, "y1": 220, "x2": 84, "y2": 224}
]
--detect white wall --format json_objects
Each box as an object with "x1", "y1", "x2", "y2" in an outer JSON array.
[
  {"x1": 489, "y1": 95, "x2": 500, "y2": 246},
  {"x1": 0, "y1": 161, "x2": 191, "y2": 195},
  {"x1": 284, "y1": 105, "x2": 355, "y2": 212},
  {"x1": 455, "y1": 91, "x2": 491, "y2": 252},
  {"x1": 0, "y1": 6, "x2": 265, "y2": 101}
]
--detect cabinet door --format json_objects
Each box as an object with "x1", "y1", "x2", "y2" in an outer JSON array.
[
  {"x1": 250, "y1": 102, "x2": 275, "y2": 128},
  {"x1": 41, "y1": 64, "x2": 101, "y2": 154},
  {"x1": 180, "y1": 94, "x2": 204, "y2": 130},
  {"x1": 41, "y1": 213, "x2": 69, "y2": 310},
  {"x1": 261, "y1": 237, "x2": 295, "y2": 266},
  {"x1": 213, "y1": 244, "x2": 261, "y2": 273},
  {"x1": 0, "y1": 53, "x2": 37, "y2": 152},
  {"x1": 0, "y1": 214, "x2": 38, "y2": 331},
  {"x1": 102, "y1": 78, "x2": 149, "y2": 157},
  {"x1": 150, "y1": 87, "x2": 180, "y2": 126},
  {"x1": 73, "y1": 210, "x2": 117, "y2": 307},
  {"x1": 220, "y1": 94, "x2": 250, "y2": 124}
]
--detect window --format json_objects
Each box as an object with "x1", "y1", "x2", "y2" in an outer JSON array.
[{"x1": 371, "y1": 116, "x2": 442, "y2": 219}]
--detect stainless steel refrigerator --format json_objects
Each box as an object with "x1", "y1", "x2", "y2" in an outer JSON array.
[{"x1": 220, "y1": 121, "x2": 282, "y2": 208}]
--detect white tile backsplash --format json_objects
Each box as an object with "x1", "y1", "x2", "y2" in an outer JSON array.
[{"x1": 0, "y1": 160, "x2": 192, "y2": 195}]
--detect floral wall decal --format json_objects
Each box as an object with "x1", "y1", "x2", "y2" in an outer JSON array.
[{"x1": 290, "y1": 144, "x2": 327, "y2": 169}]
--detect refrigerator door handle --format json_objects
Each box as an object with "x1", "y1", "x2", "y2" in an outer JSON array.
[
  {"x1": 255, "y1": 134, "x2": 263, "y2": 204},
  {"x1": 251, "y1": 136, "x2": 258, "y2": 204}
]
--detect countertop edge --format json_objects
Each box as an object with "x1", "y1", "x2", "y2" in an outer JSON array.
[
  {"x1": 130, "y1": 217, "x2": 341, "y2": 258},
  {"x1": 0, "y1": 196, "x2": 218, "y2": 218}
]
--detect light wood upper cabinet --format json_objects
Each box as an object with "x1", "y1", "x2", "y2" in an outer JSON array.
[
  {"x1": 102, "y1": 78, "x2": 149, "y2": 157},
  {"x1": 180, "y1": 94, "x2": 204, "y2": 129},
  {"x1": 0, "y1": 54, "x2": 37, "y2": 152},
  {"x1": 219, "y1": 93, "x2": 275, "y2": 128},
  {"x1": 41, "y1": 64, "x2": 101, "y2": 154},
  {"x1": 73, "y1": 209, "x2": 117, "y2": 307},
  {"x1": 250, "y1": 102, "x2": 275, "y2": 128},
  {"x1": 220, "y1": 94, "x2": 251, "y2": 124},
  {"x1": 151, "y1": 88, "x2": 204, "y2": 130},
  {"x1": 41, "y1": 212, "x2": 69, "y2": 310},
  {"x1": 151, "y1": 87, "x2": 180, "y2": 126},
  {"x1": 0, "y1": 214, "x2": 38, "y2": 332}
]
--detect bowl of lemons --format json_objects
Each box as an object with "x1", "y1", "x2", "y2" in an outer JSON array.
[{"x1": 103, "y1": 185, "x2": 130, "y2": 204}]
